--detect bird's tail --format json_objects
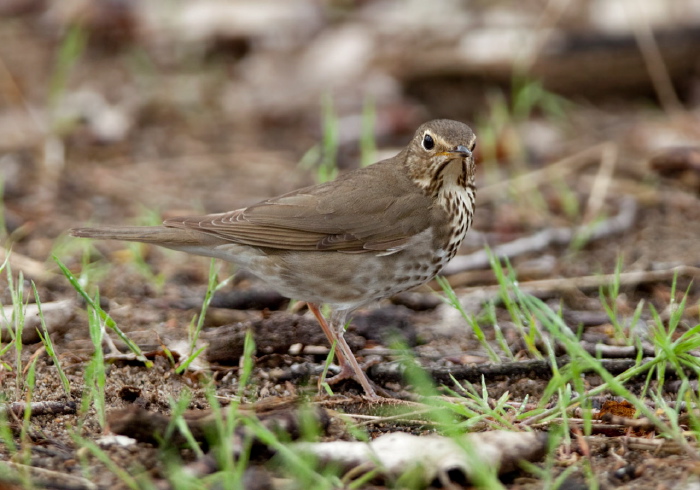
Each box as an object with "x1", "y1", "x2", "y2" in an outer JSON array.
[{"x1": 70, "y1": 226, "x2": 218, "y2": 246}]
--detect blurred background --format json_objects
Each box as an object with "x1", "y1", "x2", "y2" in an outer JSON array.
[
  {"x1": 1, "y1": 0, "x2": 700, "y2": 280},
  {"x1": 3, "y1": 3, "x2": 700, "y2": 486}
]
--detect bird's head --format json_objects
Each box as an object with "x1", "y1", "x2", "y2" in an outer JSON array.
[{"x1": 404, "y1": 119, "x2": 476, "y2": 196}]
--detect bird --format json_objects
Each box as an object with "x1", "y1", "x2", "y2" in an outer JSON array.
[{"x1": 71, "y1": 119, "x2": 477, "y2": 398}]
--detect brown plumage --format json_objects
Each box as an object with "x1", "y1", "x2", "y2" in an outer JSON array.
[{"x1": 71, "y1": 119, "x2": 477, "y2": 398}]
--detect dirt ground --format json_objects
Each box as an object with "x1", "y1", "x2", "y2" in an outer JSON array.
[{"x1": 1, "y1": 1, "x2": 700, "y2": 489}]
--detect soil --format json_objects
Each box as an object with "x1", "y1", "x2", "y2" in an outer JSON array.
[{"x1": 1, "y1": 3, "x2": 700, "y2": 489}]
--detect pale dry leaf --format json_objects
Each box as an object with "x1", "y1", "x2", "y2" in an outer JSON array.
[{"x1": 296, "y1": 430, "x2": 547, "y2": 485}]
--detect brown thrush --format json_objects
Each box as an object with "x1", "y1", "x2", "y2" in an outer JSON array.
[{"x1": 71, "y1": 119, "x2": 477, "y2": 398}]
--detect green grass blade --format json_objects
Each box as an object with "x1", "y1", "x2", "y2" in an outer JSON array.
[{"x1": 53, "y1": 255, "x2": 152, "y2": 367}]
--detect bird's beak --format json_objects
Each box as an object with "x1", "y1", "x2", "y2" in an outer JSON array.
[{"x1": 449, "y1": 145, "x2": 472, "y2": 158}]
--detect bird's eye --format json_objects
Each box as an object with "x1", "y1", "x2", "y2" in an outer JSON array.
[
  {"x1": 422, "y1": 133, "x2": 434, "y2": 150},
  {"x1": 470, "y1": 141, "x2": 476, "y2": 152}
]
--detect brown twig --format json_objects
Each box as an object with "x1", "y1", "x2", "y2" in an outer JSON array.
[
  {"x1": 0, "y1": 400, "x2": 77, "y2": 419},
  {"x1": 447, "y1": 265, "x2": 700, "y2": 303},
  {"x1": 369, "y1": 357, "x2": 648, "y2": 387}
]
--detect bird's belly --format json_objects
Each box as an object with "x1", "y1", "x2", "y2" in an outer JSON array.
[{"x1": 252, "y1": 247, "x2": 445, "y2": 310}]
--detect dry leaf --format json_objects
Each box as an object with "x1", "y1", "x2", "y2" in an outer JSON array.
[{"x1": 296, "y1": 430, "x2": 548, "y2": 485}]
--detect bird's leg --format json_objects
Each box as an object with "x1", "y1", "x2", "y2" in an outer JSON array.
[
  {"x1": 335, "y1": 330, "x2": 378, "y2": 398},
  {"x1": 328, "y1": 309, "x2": 377, "y2": 398},
  {"x1": 307, "y1": 304, "x2": 377, "y2": 398},
  {"x1": 307, "y1": 303, "x2": 350, "y2": 372}
]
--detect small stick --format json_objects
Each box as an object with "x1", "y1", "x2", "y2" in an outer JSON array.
[{"x1": 0, "y1": 400, "x2": 77, "y2": 418}]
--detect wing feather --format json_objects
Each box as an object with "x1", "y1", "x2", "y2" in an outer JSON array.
[{"x1": 164, "y1": 159, "x2": 433, "y2": 252}]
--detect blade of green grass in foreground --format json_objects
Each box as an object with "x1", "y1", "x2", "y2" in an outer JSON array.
[
  {"x1": 177, "y1": 259, "x2": 232, "y2": 375},
  {"x1": 32, "y1": 283, "x2": 71, "y2": 396},
  {"x1": 83, "y1": 298, "x2": 107, "y2": 428},
  {"x1": 69, "y1": 430, "x2": 140, "y2": 490},
  {"x1": 166, "y1": 389, "x2": 205, "y2": 459},
  {"x1": 242, "y1": 415, "x2": 332, "y2": 487},
  {"x1": 489, "y1": 251, "x2": 544, "y2": 359},
  {"x1": 53, "y1": 255, "x2": 152, "y2": 367},
  {"x1": 436, "y1": 275, "x2": 501, "y2": 362},
  {"x1": 3, "y1": 263, "x2": 28, "y2": 394},
  {"x1": 18, "y1": 355, "x2": 39, "y2": 465},
  {"x1": 320, "y1": 340, "x2": 337, "y2": 396}
]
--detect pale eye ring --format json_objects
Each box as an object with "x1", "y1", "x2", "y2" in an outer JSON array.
[{"x1": 422, "y1": 133, "x2": 434, "y2": 150}]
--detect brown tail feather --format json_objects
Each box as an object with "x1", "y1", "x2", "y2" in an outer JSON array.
[{"x1": 69, "y1": 226, "x2": 220, "y2": 246}]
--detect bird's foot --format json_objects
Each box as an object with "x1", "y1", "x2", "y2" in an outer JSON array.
[
  {"x1": 320, "y1": 363, "x2": 388, "y2": 399},
  {"x1": 323, "y1": 362, "x2": 358, "y2": 385}
]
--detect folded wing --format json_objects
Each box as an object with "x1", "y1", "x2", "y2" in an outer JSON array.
[{"x1": 164, "y1": 163, "x2": 433, "y2": 253}]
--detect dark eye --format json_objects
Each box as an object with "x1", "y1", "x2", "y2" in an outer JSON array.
[
  {"x1": 422, "y1": 133, "x2": 434, "y2": 150},
  {"x1": 471, "y1": 141, "x2": 476, "y2": 152}
]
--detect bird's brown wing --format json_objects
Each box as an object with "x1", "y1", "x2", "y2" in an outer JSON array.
[{"x1": 163, "y1": 162, "x2": 434, "y2": 253}]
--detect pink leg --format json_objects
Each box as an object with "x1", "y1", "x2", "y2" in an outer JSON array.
[
  {"x1": 307, "y1": 303, "x2": 378, "y2": 398},
  {"x1": 307, "y1": 303, "x2": 350, "y2": 372}
]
